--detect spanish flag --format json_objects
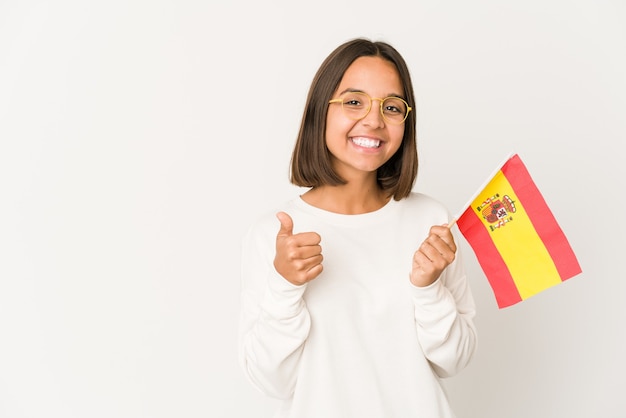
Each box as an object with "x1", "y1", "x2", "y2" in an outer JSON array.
[{"x1": 455, "y1": 154, "x2": 582, "y2": 308}]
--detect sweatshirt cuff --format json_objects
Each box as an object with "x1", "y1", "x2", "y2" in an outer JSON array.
[
  {"x1": 409, "y1": 277, "x2": 444, "y2": 304},
  {"x1": 409, "y1": 278, "x2": 456, "y2": 323},
  {"x1": 261, "y1": 270, "x2": 308, "y2": 318}
]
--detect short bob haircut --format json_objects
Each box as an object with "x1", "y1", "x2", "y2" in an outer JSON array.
[{"x1": 290, "y1": 38, "x2": 418, "y2": 201}]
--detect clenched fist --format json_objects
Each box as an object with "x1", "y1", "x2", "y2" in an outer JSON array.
[
  {"x1": 410, "y1": 224, "x2": 456, "y2": 287},
  {"x1": 273, "y1": 212, "x2": 324, "y2": 286}
]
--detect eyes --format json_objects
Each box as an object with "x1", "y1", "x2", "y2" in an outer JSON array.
[
  {"x1": 330, "y1": 92, "x2": 410, "y2": 125},
  {"x1": 344, "y1": 100, "x2": 404, "y2": 114},
  {"x1": 329, "y1": 91, "x2": 412, "y2": 124}
]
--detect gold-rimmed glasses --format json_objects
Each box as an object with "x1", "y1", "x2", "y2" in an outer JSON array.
[{"x1": 328, "y1": 91, "x2": 412, "y2": 125}]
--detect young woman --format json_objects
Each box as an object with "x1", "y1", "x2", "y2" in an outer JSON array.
[{"x1": 239, "y1": 38, "x2": 477, "y2": 418}]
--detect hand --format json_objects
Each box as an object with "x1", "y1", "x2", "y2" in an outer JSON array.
[
  {"x1": 410, "y1": 225, "x2": 456, "y2": 287},
  {"x1": 273, "y1": 212, "x2": 324, "y2": 286}
]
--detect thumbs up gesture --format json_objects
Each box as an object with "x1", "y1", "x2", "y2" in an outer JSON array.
[{"x1": 274, "y1": 212, "x2": 324, "y2": 286}]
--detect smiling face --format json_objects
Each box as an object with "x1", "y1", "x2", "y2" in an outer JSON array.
[{"x1": 325, "y1": 56, "x2": 406, "y2": 182}]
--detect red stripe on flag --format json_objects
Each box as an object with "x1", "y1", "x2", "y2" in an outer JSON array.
[
  {"x1": 457, "y1": 205, "x2": 522, "y2": 308},
  {"x1": 502, "y1": 155, "x2": 582, "y2": 281}
]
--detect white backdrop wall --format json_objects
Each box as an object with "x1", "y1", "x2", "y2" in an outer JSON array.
[{"x1": 1, "y1": 1, "x2": 624, "y2": 417}]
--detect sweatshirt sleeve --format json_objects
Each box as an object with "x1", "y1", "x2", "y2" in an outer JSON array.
[
  {"x1": 238, "y1": 222, "x2": 311, "y2": 399},
  {"x1": 410, "y1": 243, "x2": 478, "y2": 378}
]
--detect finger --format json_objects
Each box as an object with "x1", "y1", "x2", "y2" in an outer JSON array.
[
  {"x1": 413, "y1": 249, "x2": 430, "y2": 269},
  {"x1": 295, "y1": 253, "x2": 324, "y2": 271},
  {"x1": 306, "y1": 263, "x2": 324, "y2": 281},
  {"x1": 418, "y1": 241, "x2": 442, "y2": 263},
  {"x1": 297, "y1": 231, "x2": 322, "y2": 247},
  {"x1": 411, "y1": 250, "x2": 439, "y2": 285},
  {"x1": 420, "y1": 238, "x2": 455, "y2": 266},
  {"x1": 292, "y1": 243, "x2": 323, "y2": 260},
  {"x1": 413, "y1": 244, "x2": 448, "y2": 274},
  {"x1": 430, "y1": 225, "x2": 455, "y2": 244},
  {"x1": 276, "y1": 211, "x2": 294, "y2": 237}
]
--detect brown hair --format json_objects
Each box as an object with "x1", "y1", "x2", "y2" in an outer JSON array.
[{"x1": 290, "y1": 38, "x2": 418, "y2": 200}]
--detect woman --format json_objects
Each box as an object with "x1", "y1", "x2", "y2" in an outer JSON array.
[{"x1": 239, "y1": 37, "x2": 477, "y2": 418}]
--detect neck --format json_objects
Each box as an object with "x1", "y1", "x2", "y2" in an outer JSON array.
[{"x1": 302, "y1": 182, "x2": 391, "y2": 215}]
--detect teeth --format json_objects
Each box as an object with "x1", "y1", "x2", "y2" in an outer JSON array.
[{"x1": 352, "y1": 137, "x2": 380, "y2": 148}]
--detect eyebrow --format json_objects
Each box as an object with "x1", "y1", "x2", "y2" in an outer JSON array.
[{"x1": 338, "y1": 88, "x2": 407, "y2": 100}]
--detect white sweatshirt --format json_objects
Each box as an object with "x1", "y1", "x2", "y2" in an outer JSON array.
[{"x1": 239, "y1": 192, "x2": 477, "y2": 418}]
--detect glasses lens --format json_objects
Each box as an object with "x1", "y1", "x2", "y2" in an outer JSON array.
[
  {"x1": 381, "y1": 97, "x2": 408, "y2": 124},
  {"x1": 340, "y1": 92, "x2": 370, "y2": 120}
]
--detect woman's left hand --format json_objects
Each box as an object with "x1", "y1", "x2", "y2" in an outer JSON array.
[{"x1": 410, "y1": 225, "x2": 457, "y2": 287}]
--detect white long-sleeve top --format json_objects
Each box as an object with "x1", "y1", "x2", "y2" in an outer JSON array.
[{"x1": 239, "y1": 192, "x2": 477, "y2": 418}]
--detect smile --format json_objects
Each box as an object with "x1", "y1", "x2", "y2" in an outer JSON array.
[{"x1": 351, "y1": 137, "x2": 381, "y2": 149}]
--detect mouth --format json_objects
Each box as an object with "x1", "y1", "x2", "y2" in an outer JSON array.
[{"x1": 350, "y1": 136, "x2": 381, "y2": 149}]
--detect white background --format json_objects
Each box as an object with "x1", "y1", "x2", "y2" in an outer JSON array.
[{"x1": 1, "y1": 1, "x2": 625, "y2": 417}]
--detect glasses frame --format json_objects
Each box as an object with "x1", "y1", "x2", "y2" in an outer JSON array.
[{"x1": 328, "y1": 92, "x2": 412, "y2": 125}]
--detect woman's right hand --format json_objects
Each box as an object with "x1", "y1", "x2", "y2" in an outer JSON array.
[{"x1": 273, "y1": 212, "x2": 324, "y2": 286}]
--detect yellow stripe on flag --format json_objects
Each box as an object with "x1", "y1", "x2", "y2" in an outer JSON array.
[{"x1": 472, "y1": 171, "x2": 562, "y2": 300}]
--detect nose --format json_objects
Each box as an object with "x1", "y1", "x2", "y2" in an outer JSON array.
[{"x1": 360, "y1": 99, "x2": 385, "y2": 128}]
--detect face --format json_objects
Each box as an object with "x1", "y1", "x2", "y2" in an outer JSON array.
[{"x1": 325, "y1": 56, "x2": 406, "y2": 181}]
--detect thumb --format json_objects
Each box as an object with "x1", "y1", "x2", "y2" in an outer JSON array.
[{"x1": 276, "y1": 211, "x2": 294, "y2": 237}]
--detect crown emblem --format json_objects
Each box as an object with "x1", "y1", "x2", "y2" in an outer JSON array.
[{"x1": 476, "y1": 193, "x2": 516, "y2": 231}]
